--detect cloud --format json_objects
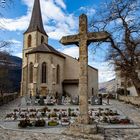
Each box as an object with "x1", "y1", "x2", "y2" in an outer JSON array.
[
  {"x1": 15, "y1": 52, "x2": 22, "y2": 58},
  {"x1": 54, "y1": 0, "x2": 66, "y2": 9},
  {"x1": 0, "y1": 14, "x2": 30, "y2": 31},
  {"x1": 79, "y1": 6, "x2": 96, "y2": 17},
  {"x1": 0, "y1": 0, "x2": 77, "y2": 40},
  {"x1": 9, "y1": 39, "x2": 22, "y2": 45},
  {"x1": 89, "y1": 61, "x2": 115, "y2": 83},
  {"x1": 61, "y1": 46, "x2": 79, "y2": 58}
]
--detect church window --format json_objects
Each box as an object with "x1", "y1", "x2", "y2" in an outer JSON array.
[
  {"x1": 56, "y1": 64, "x2": 60, "y2": 84},
  {"x1": 42, "y1": 62, "x2": 47, "y2": 83},
  {"x1": 29, "y1": 62, "x2": 33, "y2": 83},
  {"x1": 28, "y1": 34, "x2": 32, "y2": 47},
  {"x1": 41, "y1": 36, "x2": 44, "y2": 44}
]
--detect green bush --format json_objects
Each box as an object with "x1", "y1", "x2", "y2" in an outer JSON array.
[
  {"x1": 18, "y1": 119, "x2": 31, "y2": 128},
  {"x1": 35, "y1": 119, "x2": 46, "y2": 127}
]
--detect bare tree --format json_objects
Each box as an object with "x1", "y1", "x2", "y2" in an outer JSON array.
[{"x1": 91, "y1": 0, "x2": 140, "y2": 95}]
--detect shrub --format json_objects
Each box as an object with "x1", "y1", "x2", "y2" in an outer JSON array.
[
  {"x1": 18, "y1": 119, "x2": 31, "y2": 128},
  {"x1": 35, "y1": 119, "x2": 46, "y2": 127}
]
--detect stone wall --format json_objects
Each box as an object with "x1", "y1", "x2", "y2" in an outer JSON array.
[
  {"x1": 0, "y1": 93, "x2": 19, "y2": 106},
  {"x1": 118, "y1": 95, "x2": 140, "y2": 106}
]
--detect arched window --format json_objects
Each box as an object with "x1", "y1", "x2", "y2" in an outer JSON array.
[
  {"x1": 42, "y1": 62, "x2": 47, "y2": 83},
  {"x1": 29, "y1": 62, "x2": 33, "y2": 83},
  {"x1": 56, "y1": 64, "x2": 60, "y2": 84},
  {"x1": 28, "y1": 34, "x2": 32, "y2": 47},
  {"x1": 41, "y1": 36, "x2": 44, "y2": 44}
]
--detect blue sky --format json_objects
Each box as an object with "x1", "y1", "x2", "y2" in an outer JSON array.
[{"x1": 0, "y1": 0, "x2": 115, "y2": 83}]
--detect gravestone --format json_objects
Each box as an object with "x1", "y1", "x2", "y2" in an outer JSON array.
[
  {"x1": 60, "y1": 14, "x2": 110, "y2": 124},
  {"x1": 57, "y1": 96, "x2": 62, "y2": 105},
  {"x1": 72, "y1": 96, "x2": 79, "y2": 105},
  {"x1": 20, "y1": 97, "x2": 26, "y2": 107},
  {"x1": 39, "y1": 96, "x2": 44, "y2": 105},
  {"x1": 91, "y1": 96, "x2": 102, "y2": 105},
  {"x1": 31, "y1": 96, "x2": 36, "y2": 105}
]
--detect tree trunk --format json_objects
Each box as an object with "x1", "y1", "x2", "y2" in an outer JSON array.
[
  {"x1": 130, "y1": 72, "x2": 140, "y2": 96},
  {"x1": 124, "y1": 76, "x2": 128, "y2": 96}
]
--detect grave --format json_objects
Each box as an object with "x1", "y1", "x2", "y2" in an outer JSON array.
[
  {"x1": 20, "y1": 97, "x2": 26, "y2": 107},
  {"x1": 91, "y1": 96, "x2": 102, "y2": 105}
]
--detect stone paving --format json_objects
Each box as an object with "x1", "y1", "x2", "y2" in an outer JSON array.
[{"x1": 1, "y1": 98, "x2": 140, "y2": 139}]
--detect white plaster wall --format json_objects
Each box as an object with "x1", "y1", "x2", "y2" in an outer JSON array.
[
  {"x1": 127, "y1": 86, "x2": 138, "y2": 96},
  {"x1": 88, "y1": 66, "x2": 98, "y2": 97},
  {"x1": 63, "y1": 54, "x2": 79, "y2": 79}
]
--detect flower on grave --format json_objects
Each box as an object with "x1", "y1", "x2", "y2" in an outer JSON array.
[
  {"x1": 61, "y1": 112, "x2": 68, "y2": 118},
  {"x1": 35, "y1": 119, "x2": 46, "y2": 127},
  {"x1": 49, "y1": 112, "x2": 57, "y2": 118},
  {"x1": 61, "y1": 118, "x2": 69, "y2": 123},
  {"x1": 70, "y1": 112, "x2": 77, "y2": 117},
  {"x1": 30, "y1": 108, "x2": 36, "y2": 112},
  {"x1": 18, "y1": 119, "x2": 32, "y2": 128},
  {"x1": 53, "y1": 108, "x2": 60, "y2": 112}
]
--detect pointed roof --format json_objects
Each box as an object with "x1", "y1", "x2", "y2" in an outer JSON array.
[
  {"x1": 26, "y1": 43, "x2": 65, "y2": 58},
  {"x1": 24, "y1": 0, "x2": 47, "y2": 35}
]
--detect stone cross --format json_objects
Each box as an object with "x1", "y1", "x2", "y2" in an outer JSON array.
[{"x1": 60, "y1": 14, "x2": 110, "y2": 124}]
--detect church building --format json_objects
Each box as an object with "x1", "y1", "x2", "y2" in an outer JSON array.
[{"x1": 20, "y1": 0, "x2": 98, "y2": 98}]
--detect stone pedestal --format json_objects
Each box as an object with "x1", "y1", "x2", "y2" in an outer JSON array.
[
  {"x1": 69, "y1": 123, "x2": 97, "y2": 134},
  {"x1": 63, "y1": 122, "x2": 104, "y2": 140}
]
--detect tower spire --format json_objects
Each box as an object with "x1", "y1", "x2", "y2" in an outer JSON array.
[{"x1": 24, "y1": 0, "x2": 47, "y2": 35}]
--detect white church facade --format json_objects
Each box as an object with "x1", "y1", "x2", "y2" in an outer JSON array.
[{"x1": 20, "y1": 0, "x2": 98, "y2": 98}]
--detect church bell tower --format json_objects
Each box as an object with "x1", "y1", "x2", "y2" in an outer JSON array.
[{"x1": 21, "y1": 0, "x2": 48, "y2": 96}]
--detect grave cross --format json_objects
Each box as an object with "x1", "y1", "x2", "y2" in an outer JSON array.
[{"x1": 60, "y1": 14, "x2": 110, "y2": 124}]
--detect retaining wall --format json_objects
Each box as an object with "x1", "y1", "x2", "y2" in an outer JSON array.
[
  {"x1": 118, "y1": 95, "x2": 140, "y2": 106},
  {"x1": 0, "y1": 93, "x2": 19, "y2": 106}
]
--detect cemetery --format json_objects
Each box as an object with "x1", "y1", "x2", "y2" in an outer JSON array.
[
  {"x1": 0, "y1": 0, "x2": 140, "y2": 139},
  {"x1": 1, "y1": 97, "x2": 135, "y2": 131}
]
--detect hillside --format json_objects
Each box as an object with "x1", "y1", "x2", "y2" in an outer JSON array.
[
  {"x1": 0, "y1": 53, "x2": 22, "y2": 93},
  {"x1": 99, "y1": 79, "x2": 117, "y2": 94}
]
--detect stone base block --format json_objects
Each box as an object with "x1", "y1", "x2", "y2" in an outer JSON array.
[
  {"x1": 63, "y1": 123, "x2": 104, "y2": 140},
  {"x1": 69, "y1": 123, "x2": 97, "y2": 134}
]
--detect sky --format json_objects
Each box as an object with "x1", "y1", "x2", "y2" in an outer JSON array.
[{"x1": 0, "y1": 0, "x2": 115, "y2": 83}]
